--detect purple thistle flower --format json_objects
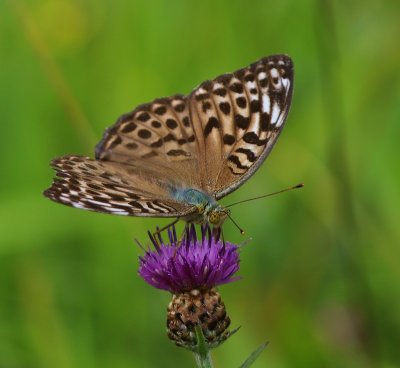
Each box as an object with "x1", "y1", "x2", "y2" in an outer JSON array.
[{"x1": 138, "y1": 225, "x2": 240, "y2": 293}]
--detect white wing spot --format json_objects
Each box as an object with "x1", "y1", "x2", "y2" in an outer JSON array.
[
  {"x1": 246, "y1": 81, "x2": 256, "y2": 91},
  {"x1": 196, "y1": 88, "x2": 207, "y2": 95},
  {"x1": 258, "y1": 72, "x2": 267, "y2": 80},
  {"x1": 282, "y1": 78, "x2": 290, "y2": 89},
  {"x1": 246, "y1": 81, "x2": 258, "y2": 101},
  {"x1": 270, "y1": 68, "x2": 279, "y2": 79},
  {"x1": 276, "y1": 113, "x2": 286, "y2": 128},
  {"x1": 106, "y1": 208, "x2": 129, "y2": 215},
  {"x1": 262, "y1": 95, "x2": 271, "y2": 113},
  {"x1": 110, "y1": 201, "x2": 131, "y2": 207},
  {"x1": 87, "y1": 199, "x2": 111, "y2": 207},
  {"x1": 271, "y1": 103, "x2": 281, "y2": 124}
]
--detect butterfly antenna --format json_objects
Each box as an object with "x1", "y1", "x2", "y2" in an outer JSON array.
[
  {"x1": 226, "y1": 183, "x2": 304, "y2": 208},
  {"x1": 227, "y1": 213, "x2": 245, "y2": 235}
]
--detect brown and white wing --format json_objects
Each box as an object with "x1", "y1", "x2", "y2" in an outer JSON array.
[
  {"x1": 94, "y1": 54, "x2": 293, "y2": 197},
  {"x1": 44, "y1": 155, "x2": 194, "y2": 217},
  {"x1": 45, "y1": 54, "x2": 293, "y2": 217},
  {"x1": 188, "y1": 54, "x2": 294, "y2": 199}
]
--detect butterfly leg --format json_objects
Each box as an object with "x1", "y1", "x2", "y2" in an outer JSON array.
[
  {"x1": 152, "y1": 217, "x2": 180, "y2": 243},
  {"x1": 170, "y1": 224, "x2": 187, "y2": 258}
]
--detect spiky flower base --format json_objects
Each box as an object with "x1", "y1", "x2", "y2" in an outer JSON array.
[{"x1": 167, "y1": 288, "x2": 231, "y2": 351}]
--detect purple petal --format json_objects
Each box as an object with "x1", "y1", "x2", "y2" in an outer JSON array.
[{"x1": 138, "y1": 224, "x2": 240, "y2": 293}]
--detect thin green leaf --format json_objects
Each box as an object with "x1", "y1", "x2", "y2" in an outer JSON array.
[
  {"x1": 226, "y1": 326, "x2": 241, "y2": 340},
  {"x1": 239, "y1": 342, "x2": 269, "y2": 368}
]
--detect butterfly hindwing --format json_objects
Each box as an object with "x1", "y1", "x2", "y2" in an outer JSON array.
[{"x1": 44, "y1": 155, "x2": 195, "y2": 217}]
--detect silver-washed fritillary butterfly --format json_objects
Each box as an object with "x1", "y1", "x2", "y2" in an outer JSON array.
[{"x1": 44, "y1": 55, "x2": 294, "y2": 227}]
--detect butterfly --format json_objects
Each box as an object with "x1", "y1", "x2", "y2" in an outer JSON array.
[{"x1": 44, "y1": 54, "x2": 294, "y2": 228}]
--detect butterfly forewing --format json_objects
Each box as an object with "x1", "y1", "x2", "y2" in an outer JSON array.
[{"x1": 189, "y1": 55, "x2": 294, "y2": 199}]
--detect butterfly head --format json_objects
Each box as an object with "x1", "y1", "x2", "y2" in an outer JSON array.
[{"x1": 206, "y1": 205, "x2": 230, "y2": 227}]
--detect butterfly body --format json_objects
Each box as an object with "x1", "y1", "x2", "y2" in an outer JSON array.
[
  {"x1": 44, "y1": 55, "x2": 294, "y2": 227},
  {"x1": 171, "y1": 187, "x2": 229, "y2": 226}
]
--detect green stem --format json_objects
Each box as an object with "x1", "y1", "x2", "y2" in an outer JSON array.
[
  {"x1": 193, "y1": 326, "x2": 213, "y2": 368},
  {"x1": 193, "y1": 350, "x2": 213, "y2": 368}
]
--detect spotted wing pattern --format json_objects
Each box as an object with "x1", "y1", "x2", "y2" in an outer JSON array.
[
  {"x1": 189, "y1": 54, "x2": 294, "y2": 198},
  {"x1": 44, "y1": 55, "x2": 294, "y2": 216},
  {"x1": 95, "y1": 95, "x2": 204, "y2": 189},
  {"x1": 44, "y1": 155, "x2": 194, "y2": 217}
]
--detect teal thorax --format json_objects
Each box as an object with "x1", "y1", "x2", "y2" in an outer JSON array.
[{"x1": 171, "y1": 188, "x2": 229, "y2": 226}]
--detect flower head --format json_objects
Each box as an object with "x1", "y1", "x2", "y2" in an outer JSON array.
[{"x1": 138, "y1": 225, "x2": 240, "y2": 293}]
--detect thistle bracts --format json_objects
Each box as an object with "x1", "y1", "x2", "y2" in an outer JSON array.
[{"x1": 167, "y1": 288, "x2": 231, "y2": 350}]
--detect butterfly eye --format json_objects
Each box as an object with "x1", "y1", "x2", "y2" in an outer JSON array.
[{"x1": 209, "y1": 212, "x2": 220, "y2": 225}]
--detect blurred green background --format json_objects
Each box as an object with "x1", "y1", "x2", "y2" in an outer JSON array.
[{"x1": 1, "y1": 0, "x2": 399, "y2": 367}]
